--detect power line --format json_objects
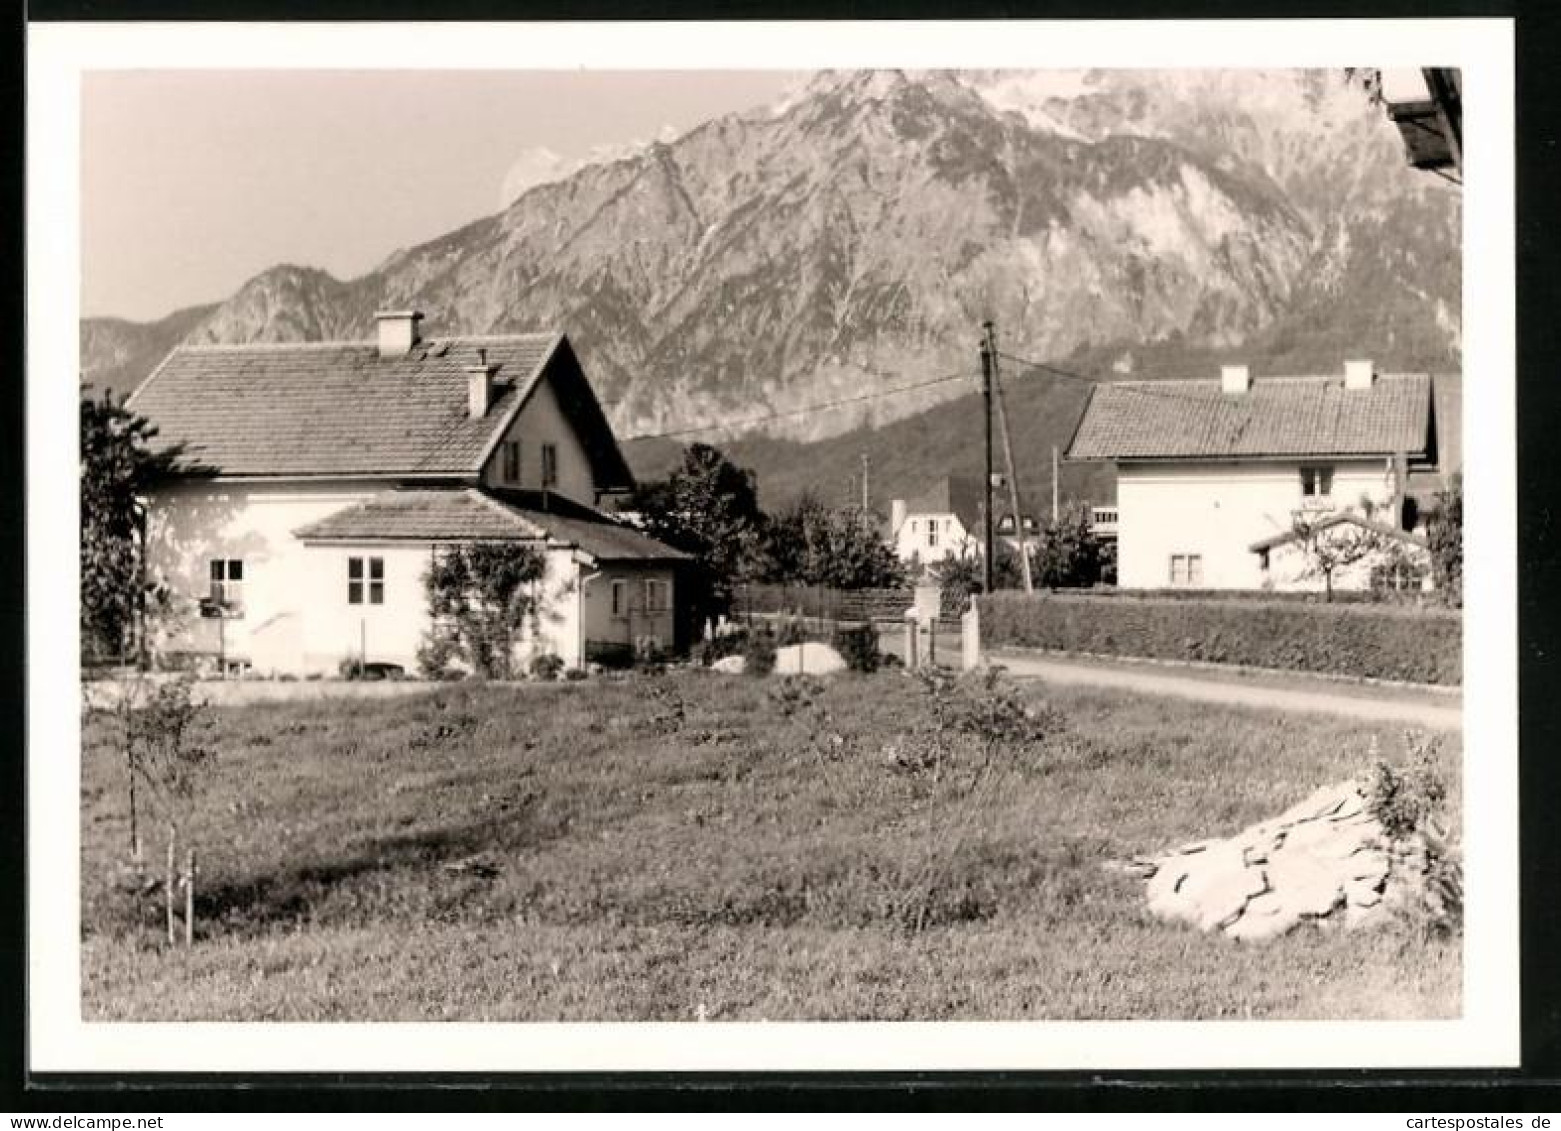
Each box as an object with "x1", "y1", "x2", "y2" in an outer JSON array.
[
  {"x1": 617, "y1": 368, "x2": 975, "y2": 442},
  {"x1": 995, "y1": 349, "x2": 1242, "y2": 407}
]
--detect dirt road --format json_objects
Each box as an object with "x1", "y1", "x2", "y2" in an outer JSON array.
[{"x1": 987, "y1": 649, "x2": 1462, "y2": 731}]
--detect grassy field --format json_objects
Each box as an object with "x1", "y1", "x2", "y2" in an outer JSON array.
[{"x1": 81, "y1": 669, "x2": 1462, "y2": 1021}]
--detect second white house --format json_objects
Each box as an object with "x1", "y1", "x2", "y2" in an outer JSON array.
[{"x1": 1065, "y1": 360, "x2": 1442, "y2": 591}]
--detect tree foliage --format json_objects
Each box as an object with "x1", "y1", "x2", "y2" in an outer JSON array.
[
  {"x1": 80, "y1": 388, "x2": 182, "y2": 662},
  {"x1": 420, "y1": 541, "x2": 549, "y2": 679},
  {"x1": 1425, "y1": 472, "x2": 1463, "y2": 606},
  {"x1": 760, "y1": 491, "x2": 905, "y2": 590},
  {"x1": 1032, "y1": 502, "x2": 1106, "y2": 588},
  {"x1": 625, "y1": 443, "x2": 766, "y2": 603}
]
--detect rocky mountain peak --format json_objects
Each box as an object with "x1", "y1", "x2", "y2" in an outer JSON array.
[{"x1": 85, "y1": 68, "x2": 1459, "y2": 452}]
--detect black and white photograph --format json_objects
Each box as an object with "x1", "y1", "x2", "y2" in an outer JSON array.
[{"x1": 27, "y1": 19, "x2": 1517, "y2": 1074}]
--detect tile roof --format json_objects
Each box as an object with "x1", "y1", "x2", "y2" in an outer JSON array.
[
  {"x1": 903, "y1": 475, "x2": 987, "y2": 532},
  {"x1": 127, "y1": 333, "x2": 616, "y2": 480},
  {"x1": 1066, "y1": 374, "x2": 1434, "y2": 462},
  {"x1": 295, "y1": 487, "x2": 689, "y2": 564}
]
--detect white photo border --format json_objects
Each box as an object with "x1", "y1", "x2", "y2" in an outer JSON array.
[{"x1": 26, "y1": 17, "x2": 1518, "y2": 1073}]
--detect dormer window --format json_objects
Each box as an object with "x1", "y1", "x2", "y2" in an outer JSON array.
[{"x1": 501, "y1": 440, "x2": 521, "y2": 484}]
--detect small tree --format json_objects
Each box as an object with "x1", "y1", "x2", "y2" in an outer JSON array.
[
  {"x1": 1292, "y1": 516, "x2": 1386, "y2": 602},
  {"x1": 421, "y1": 541, "x2": 549, "y2": 679},
  {"x1": 1426, "y1": 472, "x2": 1463, "y2": 606},
  {"x1": 123, "y1": 678, "x2": 215, "y2": 944}
]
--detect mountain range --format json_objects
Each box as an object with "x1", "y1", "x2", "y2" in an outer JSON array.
[{"x1": 81, "y1": 68, "x2": 1460, "y2": 508}]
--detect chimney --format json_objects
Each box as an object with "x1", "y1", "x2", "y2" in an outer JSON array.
[
  {"x1": 466, "y1": 347, "x2": 499, "y2": 419},
  {"x1": 374, "y1": 310, "x2": 423, "y2": 358},
  {"x1": 890, "y1": 498, "x2": 908, "y2": 535},
  {"x1": 1220, "y1": 364, "x2": 1251, "y2": 395},
  {"x1": 1345, "y1": 358, "x2": 1376, "y2": 390}
]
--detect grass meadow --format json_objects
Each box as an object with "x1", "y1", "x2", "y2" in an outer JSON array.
[{"x1": 80, "y1": 669, "x2": 1462, "y2": 1021}]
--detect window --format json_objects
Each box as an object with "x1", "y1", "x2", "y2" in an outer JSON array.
[
  {"x1": 541, "y1": 443, "x2": 558, "y2": 489},
  {"x1": 348, "y1": 556, "x2": 384, "y2": 605},
  {"x1": 643, "y1": 578, "x2": 670, "y2": 613},
  {"x1": 208, "y1": 558, "x2": 244, "y2": 611},
  {"x1": 501, "y1": 440, "x2": 521, "y2": 484},
  {"x1": 611, "y1": 579, "x2": 628, "y2": 617},
  {"x1": 1300, "y1": 465, "x2": 1334, "y2": 501},
  {"x1": 996, "y1": 515, "x2": 1016, "y2": 535},
  {"x1": 1169, "y1": 554, "x2": 1204, "y2": 587},
  {"x1": 927, "y1": 518, "x2": 939, "y2": 548}
]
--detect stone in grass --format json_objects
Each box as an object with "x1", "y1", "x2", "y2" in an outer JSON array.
[
  {"x1": 710, "y1": 655, "x2": 746, "y2": 674},
  {"x1": 1225, "y1": 891, "x2": 1299, "y2": 943},
  {"x1": 774, "y1": 642, "x2": 847, "y2": 675},
  {"x1": 1265, "y1": 852, "x2": 1346, "y2": 920},
  {"x1": 1145, "y1": 862, "x2": 1200, "y2": 924}
]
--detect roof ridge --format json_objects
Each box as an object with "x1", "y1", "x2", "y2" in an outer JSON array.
[
  {"x1": 175, "y1": 331, "x2": 561, "y2": 354},
  {"x1": 1106, "y1": 372, "x2": 1430, "y2": 387}
]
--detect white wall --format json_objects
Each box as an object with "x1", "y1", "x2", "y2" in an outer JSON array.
[
  {"x1": 1117, "y1": 460, "x2": 1393, "y2": 589},
  {"x1": 480, "y1": 369, "x2": 596, "y2": 505},
  {"x1": 892, "y1": 512, "x2": 978, "y2": 566},
  {"x1": 1261, "y1": 531, "x2": 1432, "y2": 593},
  {"x1": 298, "y1": 543, "x2": 584, "y2": 674},
  {"x1": 143, "y1": 480, "x2": 387, "y2": 672},
  {"x1": 144, "y1": 480, "x2": 589, "y2": 674}
]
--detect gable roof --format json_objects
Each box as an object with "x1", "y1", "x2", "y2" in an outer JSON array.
[
  {"x1": 127, "y1": 333, "x2": 634, "y2": 489},
  {"x1": 1247, "y1": 511, "x2": 1430, "y2": 554},
  {"x1": 1066, "y1": 374, "x2": 1434, "y2": 463},
  {"x1": 902, "y1": 475, "x2": 986, "y2": 532},
  {"x1": 294, "y1": 487, "x2": 689, "y2": 564}
]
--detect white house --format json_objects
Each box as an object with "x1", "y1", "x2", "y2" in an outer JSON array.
[
  {"x1": 127, "y1": 311, "x2": 688, "y2": 675},
  {"x1": 1065, "y1": 360, "x2": 1441, "y2": 591},
  {"x1": 886, "y1": 474, "x2": 1043, "y2": 570}
]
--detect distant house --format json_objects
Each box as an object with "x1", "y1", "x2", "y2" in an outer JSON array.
[
  {"x1": 886, "y1": 474, "x2": 1040, "y2": 568},
  {"x1": 887, "y1": 476, "x2": 983, "y2": 567},
  {"x1": 1066, "y1": 361, "x2": 1440, "y2": 591},
  {"x1": 128, "y1": 311, "x2": 688, "y2": 675}
]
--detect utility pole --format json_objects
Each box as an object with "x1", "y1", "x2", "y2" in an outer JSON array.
[
  {"x1": 1052, "y1": 445, "x2": 1060, "y2": 524},
  {"x1": 987, "y1": 322, "x2": 1034, "y2": 593},
  {"x1": 979, "y1": 325, "x2": 996, "y2": 595}
]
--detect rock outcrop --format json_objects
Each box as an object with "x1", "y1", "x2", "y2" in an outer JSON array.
[{"x1": 1135, "y1": 781, "x2": 1460, "y2": 943}]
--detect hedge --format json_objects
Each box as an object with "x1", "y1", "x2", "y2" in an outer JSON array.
[
  {"x1": 978, "y1": 592, "x2": 1461, "y2": 685},
  {"x1": 1053, "y1": 586, "x2": 1442, "y2": 608}
]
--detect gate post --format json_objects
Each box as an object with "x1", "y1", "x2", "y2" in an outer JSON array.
[
  {"x1": 903, "y1": 606, "x2": 920, "y2": 670},
  {"x1": 961, "y1": 596, "x2": 981, "y2": 672}
]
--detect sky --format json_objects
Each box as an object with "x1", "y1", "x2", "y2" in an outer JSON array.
[{"x1": 81, "y1": 70, "x2": 803, "y2": 322}]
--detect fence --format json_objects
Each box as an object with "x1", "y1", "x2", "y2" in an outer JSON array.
[{"x1": 731, "y1": 583, "x2": 968, "y2": 628}]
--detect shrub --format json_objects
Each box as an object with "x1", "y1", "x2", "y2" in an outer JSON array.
[
  {"x1": 564, "y1": 667, "x2": 588, "y2": 682},
  {"x1": 743, "y1": 627, "x2": 778, "y2": 677},
  {"x1": 694, "y1": 628, "x2": 748, "y2": 667},
  {"x1": 529, "y1": 653, "x2": 565, "y2": 682},
  {"x1": 775, "y1": 616, "x2": 811, "y2": 647},
  {"x1": 415, "y1": 633, "x2": 461, "y2": 681},
  {"x1": 832, "y1": 623, "x2": 880, "y2": 673},
  {"x1": 1367, "y1": 732, "x2": 1449, "y2": 842},
  {"x1": 978, "y1": 592, "x2": 1461, "y2": 685},
  {"x1": 339, "y1": 656, "x2": 366, "y2": 681}
]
